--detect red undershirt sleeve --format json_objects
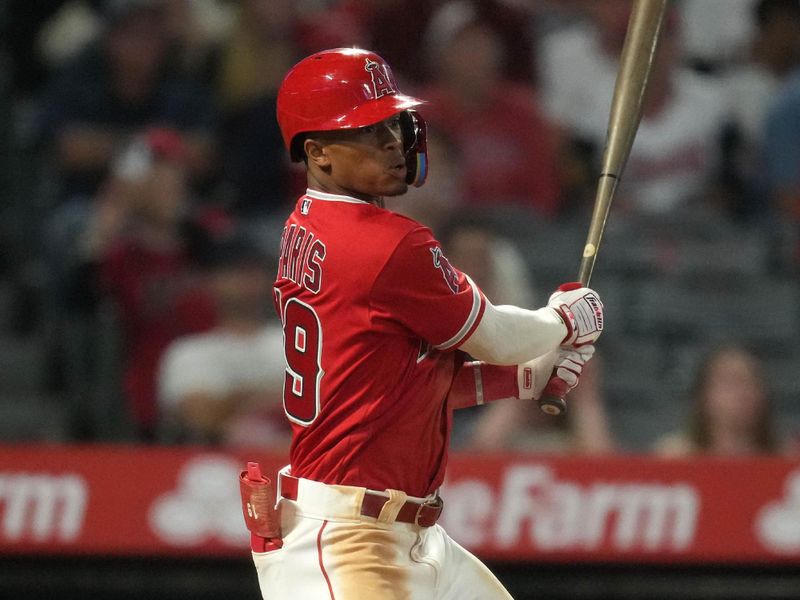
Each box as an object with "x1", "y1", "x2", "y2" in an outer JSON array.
[{"x1": 447, "y1": 362, "x2": 520, "y2": 410}]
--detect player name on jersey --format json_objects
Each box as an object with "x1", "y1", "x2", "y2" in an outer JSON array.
[{"x1": 277, "y1": 223, "x2": 326, "y2": 294}]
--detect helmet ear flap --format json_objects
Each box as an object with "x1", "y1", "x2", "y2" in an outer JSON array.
[{"x1": 400, "y1": 110, "x2": 428, "y2": 187}]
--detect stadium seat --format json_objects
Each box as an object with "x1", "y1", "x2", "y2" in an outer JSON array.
[
  {"x1": 0, "y1": 393, "x2": 69, "y2": 441},
  {"x1": 631, "y1": 277, "x2": 800, "y2": 347}
]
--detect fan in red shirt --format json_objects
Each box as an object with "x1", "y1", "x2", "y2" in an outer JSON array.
[
  {"x1": 100, "y1": 240, "x2": 215, "y2": 436},
  {"x1": 419, "y1": 13, "x2": 561, "y2": 217},
  {"x1": 240, "y1": 48, "x2": 604, "y2": 600},
  {"x1": 88, "y1": 128, "x2": 219, "y2": 438}
]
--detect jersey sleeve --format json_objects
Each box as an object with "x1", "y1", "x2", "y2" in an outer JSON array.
[{"x1": 370, "y1": 227, "x2": 486, "y2": 350}]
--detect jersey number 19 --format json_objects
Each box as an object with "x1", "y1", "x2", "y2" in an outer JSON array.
[{"x1": 281, "y1": 298, "x2": 323, "y2": 425}]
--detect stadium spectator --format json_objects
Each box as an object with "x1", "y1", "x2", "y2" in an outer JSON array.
[
  {"x1": 539, "y1": 3, "x2": 729, "y2": 216},
  {"x1": 212, "y1": 0, "x2": 297, "y2": 216},
  {"x1": 464, "y1": 353, "x2": 615, "y2": 453},
  {"x1": 359, "y1": 0, "x2": 441, "y2": 84},
  {"x1": 654, "y1": 344, "x2": 783, "y2": 456},
  {"x1": 37, "y1": 0, "x2": 217, "y2": 201},
  {"x1": 363, "y1": 0, "x2": 535, "y2": 85},
  {"x1": 160, "y1": 0, "x2": 232, "y2": 86},
  {"x1": 720, "y1": 0, "x2": 800, "y2": 220},
  {"x1": 62, "y1": 128, "x2": 222, "y2": 439},
  {"x1": 5, "y1": 1, "x2": 98, "y2": 98},
  {"x1": 724, "y1": 0, "x2": 800, "y2": 145},
  {"x1": 420, "y1": 0, "x2": 562, "y2": 218},
  {"x1": 678, "y1": 0, "x2": 757, "y2": 72},
  {"x1": 292, "y1": 0, "x2": 370, "y2": 58},
  {"x1": 538, "y1": 0, "x2": 631, "y2": 143},
  {"x1": 35, "y1": 1, "x2": 102, "y2": 71},
  {"x1": 213, "y1": 0, "x2": 295, "y2": 114},
  {"x1": 761, "y1": 66, "x2": 800, "y2": 265},
  {"x1": 158, "y1": 235, "x2": 288, "y2": 447}
]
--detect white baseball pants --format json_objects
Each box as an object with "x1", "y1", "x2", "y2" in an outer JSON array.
[{"x1": 252, "y1": 473, "x2": 513, "y2": 599}]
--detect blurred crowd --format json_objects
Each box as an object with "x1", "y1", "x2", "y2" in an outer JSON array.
[{"x1": 1, "y1": 0, "x2": 800, "y2": 456}]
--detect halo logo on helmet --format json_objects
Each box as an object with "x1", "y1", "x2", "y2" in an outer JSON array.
[{"x1": 364, "y1": 58, "x2": 396, "y2": 99}]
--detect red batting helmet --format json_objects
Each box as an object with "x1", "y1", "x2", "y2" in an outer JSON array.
[{"x1": 277, "y1": 48, "x2": 428, "y2": 187}]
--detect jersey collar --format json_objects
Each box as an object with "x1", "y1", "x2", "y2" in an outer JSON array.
[{"x1": 305, "y1": 189, "x2": 370, "y2": 204}]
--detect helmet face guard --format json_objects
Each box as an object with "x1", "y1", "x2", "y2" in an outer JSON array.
[
  {"x1": 277, "y1": 48, "x2": 429, "y2": 187},
  {"x1": 400, "y1": 110, "x2": 428, "y2": 188}
]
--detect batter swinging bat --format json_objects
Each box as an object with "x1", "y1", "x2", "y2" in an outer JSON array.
[{"x1": 538, "y1": 0, "x2": 669, "y2": 416}]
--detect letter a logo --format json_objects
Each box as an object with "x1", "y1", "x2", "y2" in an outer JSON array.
[
  {"x1": 430, "y1": 247, "x2": 460, "y2": 294},
  {"x1": 364, "y1": 58, "x2": 395, "y2": 99}
]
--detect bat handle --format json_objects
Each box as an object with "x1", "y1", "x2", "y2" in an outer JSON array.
[
  {"x1": 538, "y1": 373, "x2": 570, "y2": 416},
  {"x1": 538, "y1": 274, "x2": 592, "y2": 416}
]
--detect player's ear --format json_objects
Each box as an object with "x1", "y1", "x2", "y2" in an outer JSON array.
[{"x1": 305, "y1": 138, "x2": 331, "y2": 168}]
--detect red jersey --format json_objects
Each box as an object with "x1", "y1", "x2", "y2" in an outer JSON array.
[{"x1": 274, "y1": 189, "x2": 485, "y2": 497}]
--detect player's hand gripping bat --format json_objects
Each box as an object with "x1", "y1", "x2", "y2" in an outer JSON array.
[{"x1": 538, "y1": 0, "x2": 669, "y2": 416}]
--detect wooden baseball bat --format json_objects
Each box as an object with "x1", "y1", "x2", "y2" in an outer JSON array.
[{"x1": 538, "y1": 0, "x2": 669, "y2": 416}]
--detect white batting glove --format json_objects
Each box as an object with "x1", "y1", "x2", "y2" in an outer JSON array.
[
  {"x1": 551, "y1": 344, "x2": 595, "y2": 392},
  {"x1": 547, "y1": 282, "x2": 604, "y2": 347},
  {"x1": 517, "y1": 345, "x2": 595, "y2": 400}
]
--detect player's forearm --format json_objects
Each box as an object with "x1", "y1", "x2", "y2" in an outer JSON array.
[
  {"x1": 460, "y1": 301, "x2": 566, "y2": 365},
  {"x1": 448, "y1": 361, "x2": 518, "y2": 410}
]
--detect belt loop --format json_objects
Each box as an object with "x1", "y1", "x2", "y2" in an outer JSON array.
[
  {"x1": 277, "y1": 465, "x2": 291, "y2": 505},
  {"x1": 415, "y1": 496, "x2": 443, "y2": 527},
  {"x1": 376, "y1": 489, "x2": 408, "y2": 524}
]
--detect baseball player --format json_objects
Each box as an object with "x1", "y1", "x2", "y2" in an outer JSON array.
[{"x1": 242, "y1": 48, "x2": 604, "y2": 599}]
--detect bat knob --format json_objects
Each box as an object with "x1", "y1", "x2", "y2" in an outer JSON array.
[
  {"x1": 538, "y1": 394, "x2": 566, "y2": 416},
  {"x1": 538, "y1": 374, "x2": 569, "y2": 415}
]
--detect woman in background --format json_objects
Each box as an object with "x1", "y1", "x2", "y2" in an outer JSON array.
[{"x1": 655, "y1": 344, "x2": 783, "y2": 456}]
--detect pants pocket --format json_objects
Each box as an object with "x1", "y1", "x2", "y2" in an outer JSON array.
[{"x1": 252, "y1": 546, "x2": 284, "y2": 598}]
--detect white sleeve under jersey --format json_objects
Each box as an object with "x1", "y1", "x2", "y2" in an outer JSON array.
[{"x1": 460, "y1": 301, "x2": 566, "y2": 366}]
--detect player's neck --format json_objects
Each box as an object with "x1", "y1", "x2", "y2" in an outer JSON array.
[{"x1": 306, "y1": 172, "x2": 382, "y2": 206}]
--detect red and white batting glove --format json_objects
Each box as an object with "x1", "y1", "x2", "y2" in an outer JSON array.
[
  {"x1": 547, "y1": 282, "x2": 604, "y2": 347},
  {"x1": 516, "y1": 345, "x2": 595, "y2": 401}
]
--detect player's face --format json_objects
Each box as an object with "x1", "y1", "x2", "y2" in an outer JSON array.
[{"x1": 310, "y1": 114, "x2": 408, "y2": 201}]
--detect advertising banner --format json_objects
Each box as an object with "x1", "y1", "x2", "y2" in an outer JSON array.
[{"x1": 0, "y1": 446, "x2": 798, "y2": 564}]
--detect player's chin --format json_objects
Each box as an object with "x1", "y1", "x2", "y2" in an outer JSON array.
[
  {"x1": 382, "y1": 180, "x2": 409, "y2": 197},
  {"x1": 361, "y1": 171, "x2": 408, "y2": 198},
  {"x1": 379, "y1": 173, "x2": 409, "y2": 197},
  {"x1": 365, "y1": 181, "x2": 406, "y2": 198}
]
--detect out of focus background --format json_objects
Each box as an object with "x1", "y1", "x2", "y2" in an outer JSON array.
[{"x1": 1, "y1": 0, "x2": 800, "y2": 598}]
